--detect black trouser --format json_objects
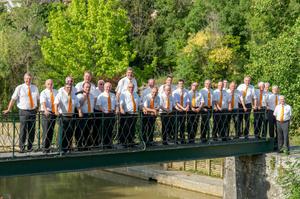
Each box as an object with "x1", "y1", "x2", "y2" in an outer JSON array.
[
  {"x1": 119, "y1": 113, "x2": 137, "y2": 145},
  {"x1": 93, "y1": 110, "x2": 102, "y2": 147},
  {"x1": 238, "y1": 103, "x2": 252, "y2": 137},
  {"x1": 268, "y1": 110, "x2": 277, "y2": 139},
  {"x1": 254, "y1": 107, "x2": 267, "y2": 138},
  {"x1": 175, "y1": 111, "x2": 186, "y2": 143},
  {"x1": 102, "y1": 112, "x2": 116, "y2": 147},
  {"x1": 141, "y1": 113, "x2": 156, "y2": 145},
  {"x1": 160, "y1": 112, "x2": 175, "y2": 143},
  {"x1": 76, "y1": 113, "x2": 93, "y2": 150},
  {"x1": 59, "y1": 116, "x2": 75, "y2": 152},
  {"x1": 19, "y1": 109, "x2": 37, "y2": 151},
  {"x1": 276, "y1": 120, "x2": 290, "y2": 151},
  {"x1": 213, "y1": 110, "x2": 229, "y2": 139},
  {"x1": 228, "y1": 109, "x2": 239, "y2": 138},
  {"x1": 42, "y1": 112, "x2": 56, "y2": 152},
  {"x1": 200, "y1": 108, "x2": 212, "y2": 141},
  {"x1": 187, "y1": 110, "x2": 200, "y2": 143}
]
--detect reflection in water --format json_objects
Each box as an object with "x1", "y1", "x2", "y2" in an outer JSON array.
[{"x1": 0, "y1": 170, "x2": 220, "y2": 199}]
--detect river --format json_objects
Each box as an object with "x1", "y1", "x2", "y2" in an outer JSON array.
[{"x1": 0, "y1": 170, "x2": 220, "y2": 199}]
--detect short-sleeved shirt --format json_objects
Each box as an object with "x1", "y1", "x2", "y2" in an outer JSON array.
[
  {"x1": 188, "y1": 90, "x2": 204, "y2": 108},
  {"x1": 200, "y1": 88, "x2": 214, "y2": 107},
  {"x1": 213, "y1": 89, "x2": 230, "y2": 109},
  {"x1": 254, "y1": 89, "x2": 268, "y2": 107},
  {"x1": 40, "y1": 88, "x2": 58, "y2": 112},
  {"x1": 54, "y1": 89, "x2": 80, "y2": 115},
  {"x1": 96, "y1": 92, "x2": 117, "y2": 113},
  {"x1": 237, "y1": 84, "x2": 255, "y2": 104},
  {"x1": 116, "y1": 77, "x2": 138, "y2": 94},
  {"x1": 143, "y1": 93, "x2": 160, "y2": 109},
  {"x1": 158, "y1": 84, "x2": 176, "y2": 96},
  {"x1": 274, "y1": 104, "x2": 292, "y2": 122},
  {"x1": 120, "y1": 91, "x2": 140, "y2": 113},
  {"x1": 172, "y1": 89, "x2": 190, "y2": 108},
  {"x1": 75, "y1": 81, "x2": 96, "y2": 92},
  {"x1": 227, "y1": 89, "x2": 242, "y2": 109},
  {"x1": 159, "y1": 93, "x2": 175, "y2": 113},
  {"x1": 11, "y1": 83, "x2": 39, "y2": 110},
  {"x1": 267, "y1": 93, "x2": 280, "y2": 111},
  {"x1": 77, "y1": 93, "x2": 95, "y2": 113}
]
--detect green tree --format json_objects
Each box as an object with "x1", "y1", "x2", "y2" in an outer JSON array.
[{"x1": 41, "y1": 0, "x2": 133, "y2": 85}]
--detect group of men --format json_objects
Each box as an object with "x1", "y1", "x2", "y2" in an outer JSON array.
[{"x1": 3, "y1": 68, "x2": 292, "y2": 154}]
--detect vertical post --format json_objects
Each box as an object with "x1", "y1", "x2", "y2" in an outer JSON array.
[
  {"x1": 12, "y1": 115, "x2": 16, "y2": 158},
  {"x1": 37, "y1": 111, "x2": 41, "y2": 149},
  {"x1": 58, "y1": 116, "x2": 63, "y2": 155}
]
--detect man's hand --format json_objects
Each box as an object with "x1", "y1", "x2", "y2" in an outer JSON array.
[{"x1": 2, "y1": 109, "x2": 10, "y2": 115}]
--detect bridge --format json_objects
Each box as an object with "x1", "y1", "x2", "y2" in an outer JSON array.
[{"x1": 0, "y1": 110, "x2": 275, "y2": 177}]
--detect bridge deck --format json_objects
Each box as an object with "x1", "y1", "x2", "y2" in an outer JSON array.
[{"x1": 0, "y1": 138, "x2": 274, "y2": 177}]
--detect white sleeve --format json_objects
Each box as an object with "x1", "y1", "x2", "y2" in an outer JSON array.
[
  {"x1": 40, "y1": 91, "x2": 46, "y2": 103},
  {"x1": 11, "y1": 85, "x2": 21, "y2": 100}
]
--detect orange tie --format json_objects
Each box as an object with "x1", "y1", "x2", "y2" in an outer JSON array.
[
  {"x1": 87, "y1": 95, "x2": 91, "y2": 112},
  {"x1": 275, "y1": 95, "x2": 278, "y2": 106},
  {"x1": 150, "y1": 98, "x2": 154, "y2": 109},
  {"x1": 231, "y1": 92, "x2": 235, "y2": 109},
  {"x1": 67, "y1": 94, "x2": 72, "y2": 113},
  {"x1": 107, "y1": 94, "x2": 111, "y2": 112},
  {"x1": 50, "y1": 91, "x2": 55, "y2": 113},
  {"x1": 219, "y1": 91, "x2": 223, "y2": 108},
  {"x1": 243, "y1": 86, "x2": 248, "y2": 98},
  {"x1": 180, "y1": 93, "x2": 184, "y2": 106},
  {"x1": 207, "y1": 89, "x2": 211, "y2": 108},
  {"x1": 166, "y1": 97, "x2": 170, "y2": 110},
  {"x1": 259, "y1": 90, "x2": 263, "y2": 107},
  {"x1": 280, "y1": 105, "x2": 284, "y2": 122},
  {"x1": 192, "y1": 92, "x2": 196, "y2": 107},
  {"x1": 131, "y1": 93, "x2": 136, "y2": 113},
  {"x1": 28, "y1": 85, "x2": 34, "y2": 109}
]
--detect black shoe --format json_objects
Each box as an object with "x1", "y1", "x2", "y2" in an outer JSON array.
[
  {"x1": 162, "y1": 142, "x2": 168, "y2": 145},
  {"x1": 181, "y1": 140, "x2": 186, "y2": 144}
]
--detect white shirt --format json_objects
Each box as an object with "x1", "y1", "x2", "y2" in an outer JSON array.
[
  {"x1": 159, "y1": 93, "x2": 175, "y2": 113},
  {"x1": 143, "y1": 93, "x2": 160, "y2": 109},
  {"x1": 141, "y1": 87, "x2": 153, "y2": 104},
  {"x1": 188, "y1": 90, "x2": 204, "y2": 108},
  {"x1": 116, "y1": 77, "x2": 138, "y2": 94},
  {"x1": 58, "y1": 86, "x2": 77, "y2": 97},
  {"x1": 75, "y1": 81, "x2": 96, "y2": 92},
  {"x1": 274, "y1": 104, "x2": 292, "y2": 122},
  {"x1": 254, "y1": 89, "x2": 268, "y2": 107},
  {"x1": 54, "y1": 89, "x2": 80, "y2": 115},
  {"x1": 237, "y1": 84, "x2": 255, "y2": 104},
  {"x1": 200, "y1": 88, "x2": 214, "y2": 107},
  {"x1": 158, "y1": 84, "x2": 176, "y2": 96},
  {"x1": 227, "y1": 90, "x2": 242, "y2": 109},
  {"x1": 213, "y1": 89, "x2": 230, "y2": 109},
  {"x1": 96, "y1": 92, "x2": 117, "y2": 113},
  {"x1": 267, "y1": 93, "x2": 280, "y2": 111},
  {"x1": 77, "y1": 93, "x2": 95, "y2": 113},
  {"x1": 40, "y1": 88, "x2": 58, "y2": 112},
  {"x1": 120, "y1": 91, "x2": 140, "y2": 113},
  {"x1": 92, "y1": 88, "x2": 102, "y2": 99},
  {"x1": 11, "y1": 83, "x2": 39, "y2": 110},
  {"x1": 172, "y1": 89, "x2": 190, "y2": 108}
]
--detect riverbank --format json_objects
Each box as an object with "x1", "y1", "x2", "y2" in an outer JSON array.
[{"x1": 104, "y1": 165, "x2": 223, "y2": 197}]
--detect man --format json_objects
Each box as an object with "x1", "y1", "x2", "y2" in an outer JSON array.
[
  {"x1": 264, "y1": 82, "x2": 271, "y2": 95},
  {"x1": 141, "y1": 78, "x2": 156, "y2": 104},
  {"x1": 119, "y1": 83, "x2": 139, "y2": 147},
  {"x1": 159, "y1": 85, "x2": 175, "y2": 145},
  {"x1": 213, "y1": 81, "x2": 230, "y2": 141},
  {"x1": 58, "y1": 76, "x2": 77, "y2": 95},
  {"x1": 267, "y1": 86, "x2": 280, "y2": 140},
  {"x1": 273, "y1": 96, "x2": 292, "y2": 154},
  {"x1": 158, "y1": 75, "x2": 176, "y2": 96},
  {"x1": 3, "y1": 73, "x2": 39, "y2": 153},
  {"x1": 142, "y1": 87, "x2": 160, "y2": 146},
  {"x1": 227, "y1": 82, "x2": 246, "y2": 139},
  {"x1": 96, "y1": 82, "x2": 118, "y2": 149},
  {"x1": 237, "y1": 76, "x2": 255, "y2": 139},
  {"x1": 55, "y1": 84, "x2": 83, "y2": 153},
  {"x1": 75, "y1": 71, "x2": 96, "y2": 92},
  {"x1": 187, "y1": 82, "x2": 204, "y2": 143},
  {"x1": 173, "y1": 79, "x2": 189, "y2": 144},
  {"x1": 200, "y1": 79, "x2": 214, "y2": 142},
  {"x1": 92, "y1": 79, "x2": 105, "y2": 100},
  {"x1": 253, "y1": 82, "x2": 268, "y2": 139},
  {"x1": 77, "y1": 82, "x2": 96, "y2": 150},
  {"x1": 116, "y1": 67, "x2": 138, "y2": 98},
  {"x1": 40, "y1": 79, "x2": 57, "y2": 153}
]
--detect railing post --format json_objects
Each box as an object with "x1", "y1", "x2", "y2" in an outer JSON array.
[
  {"x1": 37, "y1": 111, "x2": 41, "y2": 149},
  {"x1": 58, "y1": 116, "x2": 63, "y2": 155},
  {"x1": 12, "y1": 115, "x2": 16, "y2": 158},
  {"x1": 139, "y1": 111, "x2": 145, "y2": 149}
]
